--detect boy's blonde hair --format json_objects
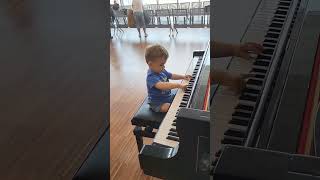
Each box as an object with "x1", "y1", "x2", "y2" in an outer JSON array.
[{"x1": 145, "y1": 44, "x2": 169, "y2": 63}]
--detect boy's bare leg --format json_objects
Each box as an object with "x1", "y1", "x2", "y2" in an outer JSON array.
[{"x1": 160, "y1": 103, "x2": 171, "y2": 112}]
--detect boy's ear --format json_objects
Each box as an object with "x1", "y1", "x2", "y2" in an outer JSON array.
[{"x1": 147, "y1": 61, "x2": 152, "y2": 65}]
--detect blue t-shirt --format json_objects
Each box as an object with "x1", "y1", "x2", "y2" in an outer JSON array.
[{"x1": 146, "y1": 69, "x2": 173, "y2": 105}]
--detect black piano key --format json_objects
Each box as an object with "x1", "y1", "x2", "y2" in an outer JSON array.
[
  {"x1": 167, "y1": 135, "x2": 179, "y2": 142},
  {"x1": 168, "y1": 131, "x2": 178, "y2": 137},
  {"x1": 274, "y1": 15, "x2": 286, "y2": 19},
  {"x1": 173, "y1": 119, "x2": 177, "y2": 122},
  {"x1": 270, "y1": 22, "x2": 283, "y2": 28},
  {"x1": 263, "y1": 43, "x2": 276, "y2": 48},
  {"x1": 170, "y1": 128, "x2": 177, "y2": 132},
  {"x1": 232, "y1": 113, "x2": 251, "y2": 121},
  {"x1": 233, "y1": 111, "x2": 252, "y2": 118},
  {"x1": 179, "y1": 105, "x2": 187, "y2": 108},
  {"x1": 275, "y1": 10, "x2": 287, "y2": 15},
  {"x1": 279, "y1": 1, "x2": 290, "y2": 6},
  {"x1": 254, "y1": 74, "x2": 265, "y2": 79},
  {"x1": 221, "y1": 136, "x2": 243, "y2": 145},
  {"x1": 263, "y1": 48, "x2": 275, "y2": 55},
  {"x1": 172, "y1": 122, "x2": 176, "y2": 126},
  {"x1": 242, "y1": 87, "x2": 260, "y2": 94},
  {"x1": 224, "y1": 128, "x2": 247, "y2": 138},
  {"x1": 269, "y1": 28, "x2": 281, "y2": 33},
  {"x1": 278, "y1": 5, "x2": 289, "y2": 10},
  {"x1": 239, "y1": 94, "x2": 258, "y2": 102},
  {"x1": 230, "y1": 118, "x2": 250, "y2": 126},
  {"x1": 254, "y1": 60, "x2": 270, "y2": 67},
  {"x1": 247, "y1": 78, "x2": 263, "y2": 86},
  {"x1": 235, "y1": 104, "x2": 254, "y2": 111},
  {"x1": 265, "y1": 33, "x2": 280, "y2": 39},
  {"x1": 252, "y1": 68, "x2": 267, "y2": 74},
  {"x1": 272, "y1": 18, "x2": 285, "y2": 23},
  {"x1": 257, "y1": 54, "x2": 272, "y2": 60},
  {"x1": 264, "y1": 39, "x2": 278, "y2": 44}
]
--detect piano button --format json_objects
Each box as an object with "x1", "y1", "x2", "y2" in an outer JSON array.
[
  {"x1": 239, "y1": 95, "x2": 257, "y2": 102},
  {"x1": 168, "y1": 131, "x2": 178, "y2": 137},
  {"x1": 170, "y1": 128, "x2": 177, "y2": 132},
  {"x1": 221, "y1": 136, "x2": 243, "y2": 145},
  {"x1": 230, "y1": 118, "x2": 250, "y2": 126},
  {"x1": 224, "y1": 128, "x2": 247, "y2": 138},
  {"x1": 233, "y1": 111, "x2": 252, "y2": 118},
  {"x1": 172, "y1": 122, "x2": 176, "y2": 126},
  {"x1": 167, "y1": 135, "x2": 179, "y2": 142}
]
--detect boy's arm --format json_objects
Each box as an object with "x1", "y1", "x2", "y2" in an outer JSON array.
[
  {"x1": 155, "y1": 82, "x2": 186, "y2": 90},
  {"x1": 171, "y1": 73, "x2": 191, "y2": 80}
]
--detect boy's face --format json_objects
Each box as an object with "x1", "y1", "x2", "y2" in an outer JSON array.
[{"x1": 148, "y1": 57, "x2": 166, "y2": 73}]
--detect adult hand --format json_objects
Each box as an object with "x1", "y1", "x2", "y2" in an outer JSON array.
[{"x1": 234, "y1": 42, "x2": 264, "y2": 60}]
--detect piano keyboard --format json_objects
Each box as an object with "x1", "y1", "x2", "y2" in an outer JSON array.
[
  {"x1": 153, "y1": 54, "x2": 206, "y2": 148},
  {"x1": 213, "y1": 0, "x2": 300, "y2": 163}
]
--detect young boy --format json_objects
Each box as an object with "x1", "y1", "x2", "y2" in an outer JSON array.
[{"x1": 145, "y1": 44, "x2": 191, "y2": 113}]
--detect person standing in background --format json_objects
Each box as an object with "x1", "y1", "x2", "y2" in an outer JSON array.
[{"x1": 132, "y1": 0, "x2": 148, "y2": 38}]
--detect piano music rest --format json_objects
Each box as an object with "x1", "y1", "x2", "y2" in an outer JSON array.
[{"x1": 131, "y1": 97, "x2": 166, "y2": 151}]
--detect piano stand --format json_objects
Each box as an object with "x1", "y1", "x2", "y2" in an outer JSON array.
[
  {"x1": 131, "y1": 96, "x2": 166, "y2": 151},
  {"x1": 133, "y1": 126, "x2": 156, "y2": 151}
]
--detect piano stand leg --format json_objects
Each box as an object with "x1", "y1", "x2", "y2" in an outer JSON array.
[
  {"x1": 133, "y1": 126, "x2": 156, "y2": 152},
  {"x1": 133, "y1": 126, "x2": 144, "y2": 152}
]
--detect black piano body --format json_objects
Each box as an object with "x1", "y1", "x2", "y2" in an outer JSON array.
[{"x1": 213, "y1": 0, "x2": 320, "y2": 179}]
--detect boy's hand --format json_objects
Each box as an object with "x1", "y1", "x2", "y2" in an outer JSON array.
[
  {"x1": 178, "y1": 82, "x2": 188, "y2": 91},
  {"x1": 184, "y1": 75, "x2": 192, "y2": 81},
  {"x1": 234, "y1": 42, "x2": 264, "y2": 60}
]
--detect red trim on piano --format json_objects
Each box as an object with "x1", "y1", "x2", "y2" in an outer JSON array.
[
  {"x1": 298, "y1": 35, "x2": 320, "y2": 154},
  {"x1": 202, "y1": 78, "x2": 210, "y2": 110}
]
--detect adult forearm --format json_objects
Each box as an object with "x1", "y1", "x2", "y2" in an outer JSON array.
[
  {"x1": 211, "y1": 70, "x2": 231, "y2": 86},
  {"x1": 212, "y1": 41, "x2": 237, "y2": 58}
]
